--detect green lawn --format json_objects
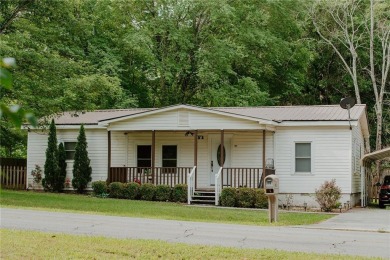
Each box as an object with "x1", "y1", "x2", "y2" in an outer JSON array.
[
  {"x1": 0, "y1": 190, "x2": 333, "y2": 226},
  {"x1": 1, "y1": 229, "x2": 375, "y2": 260}
]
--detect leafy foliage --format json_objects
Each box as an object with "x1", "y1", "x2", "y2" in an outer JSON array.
[
  {"x1": 42, "y1": 119, "x2": 59, "y2": 191},
  {"x1": 172, "y1": 184, "x2": 187, "y2": 203},
  {"x1": 139, "y1": 183, "x2": 156, "y2": 201},
  {"x1": 315, "y1": 179, "x2": 342, "y2": 212},
  {"x1": 122, "y1": 182, "x2": 140, "y2": 200},
  {"x1": 72, "y1": 125, "x2": 92, "y2": 193},
  {"x1": 220, "y1": 188, "x2": 237, "y2": 207},
  {"x1": 155, "y1": 185, "x2": 171, "y2": 202},
  {"x1": 92, "y1": 181, "x2": 108, "y2": 197},
  {"x1": 108, "y1": 182, "x2": 124, "y2": 199}
]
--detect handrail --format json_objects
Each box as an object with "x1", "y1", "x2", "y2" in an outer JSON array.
[
  {"x1": 215, "y1": 167, "x2": 223, "y2": 205},
  {"x1": 187, "y1": 166, "x2": 197, "y2": 205}
]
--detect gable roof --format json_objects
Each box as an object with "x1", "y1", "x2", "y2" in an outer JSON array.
[{"x1": 49, "y1": 104, "x2": 366, "y2": 125}]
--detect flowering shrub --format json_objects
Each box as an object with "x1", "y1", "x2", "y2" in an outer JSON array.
[
  {"x1": 315, "y1": 179, "x2": 342, "y2": 212},
  {"x1": 133, "y1": 178, "x2": 141, "y2": 185}
]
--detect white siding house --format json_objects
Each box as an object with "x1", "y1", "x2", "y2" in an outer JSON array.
[{"x1": 26, "y1": 104, "x2": 369, "y2": 207}]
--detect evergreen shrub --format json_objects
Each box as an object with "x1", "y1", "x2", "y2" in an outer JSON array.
[
  {"x1": 92, "y1": 181, "x2": 108, "y2": 196},
  {"x1": 123, "y1": 182, "x2": 140, "y2": 200},
  {"x1": 254, "y1": 189, "x2": 268, "y2": 208},
  {"x1": 155, "y1": 185, "x2": 171, "y2": 201},
  {"x1": 172, "y1": 184, "x2": 187, "y2": 202},
  {"x1": 220, "y1": 187, "x2": 237, "y2": 207},
  {"x1": 72, "y1": 125, "x2": 92, "y2": 193},
  {"x1": 139, "y1": 183, "x2": 156, "y2": 201},
  {"x1": 109, "y1": 182, "x2": 124, "y2": 198},
  {"x1": 237, "y1": 187, "x2": 255, "y2": 208}
]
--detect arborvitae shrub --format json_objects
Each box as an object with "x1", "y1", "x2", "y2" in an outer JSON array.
[
  {"x1": 123, "y1": 182, "x2": 140, "y2": 200},
  {"x1": 42, "y1": 119, "x2": 59, "y2": 191},
  {"x1": 254, "y1": 189, "x2": 268, "y2": 209},
  {"x1": 155, "y1": 185, "x2": 171, "y2": 201},
  {"x1": 56, "y1": 142, "x2": 67, "y2": 192},
  {"x1": 92, "y1": 181, "x2": 108, "y2": 196},
  {"x1": 109, "y1": 182, "x2": 124, "y2": 198},
  {"x1": 139, "y1": 183, "x2": 156, "y2": 201},
  {"x1": 220, "y1": 187, "x2": 237, "y2": 207},
  {"x1": 72, "y1": 125, "x2": 92, "y2": 193},
  {"x1": 315, "y1": 179, "x2": 341, "y2": 212},
  {"x1": 237, "y1": 187, "x2": 255, "y2": 208},
  {"x1": 172, "y1": 184, "x2": 187, "y2": 202}
]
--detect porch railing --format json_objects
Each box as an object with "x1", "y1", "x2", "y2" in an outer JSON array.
[
  {"x1": 108, "y1": 167, "x2": 193, "y2": 186},
  {"x1": 187, "y1": 166, "x2": 197, "y2": 205},
  {"x1": 221, "y1": 168, "x2": 264, "y2": 189},
  {"x1": 215, "y1": 167, "x2": 223, "y2": 205}
]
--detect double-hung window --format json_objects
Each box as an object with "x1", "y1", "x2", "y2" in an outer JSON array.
[
  {"x1": 64, "y1": 142, "x2": 77, "y2": 160},
  {"x1": 295, "y1": 143, "x2": 311, "y2": 173},
  {"x1": 137, "y1": 145, "x2": 151, "y2": 168},
  {"x1": 162, "y1": 145, "x2": 177, "y2": 173}
]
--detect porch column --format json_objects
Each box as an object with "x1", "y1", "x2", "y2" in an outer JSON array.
[
  {"x1": 107, "y1": 131, "x2": 111, "y2": 182},
  {"x1": 194, "y1": 130, "x2": 198, "y2": 189},
  {"x1": 152, "y1": 130, "x2": 155, "y2": 184},
  {"x1": 262, "y1": 130, "x2": 266, "y2": 188}
]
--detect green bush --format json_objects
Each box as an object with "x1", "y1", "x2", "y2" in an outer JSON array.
[
  {"x1": 92, "y1": 181, "x2": 108, "y2": 196},
  {"x1": 109, "y1": 182, "x2": 124, "y2": 198},
  {"x1": 155, "y1": 185, "x2": 171, "y2": 201},
  {"x1": 220, "y1": 187, "x2": 237, "y2": 207},
  {"x1": 172, "y1": 184, "x2": 187, "y2": 202},
  {"x1": 123, "y1": 182, "x2": 140, "y2": 200},
  {"x1": 237, "y1": 187, "x2": 255, "y2": 208},
  {"x1": 139, "y1": 183, "x2": 156, "y2": 201},
  {"x1": 254, "y1": 189, "x2": 268, "y2": 208}
]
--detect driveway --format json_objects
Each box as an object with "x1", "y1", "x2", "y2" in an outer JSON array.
[
  {"x1": 1, "y1": 207, "x2": 389, "y2": 258},
  {"x1": 300, "y1": 207, "x2": 390, "y2": 233}
]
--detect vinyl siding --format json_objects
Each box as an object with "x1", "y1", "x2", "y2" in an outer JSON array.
[
  {"x1": 27, "y1": 129, "x2": 108, "y2": 189},
  {"x1": 274, "y1": 126, "x2": 352, "y2": 194},
  {"x1": 351, "y1": 124, "x2": 364, "y2": 193}
]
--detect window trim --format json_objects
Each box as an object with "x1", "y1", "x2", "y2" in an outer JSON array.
[
  {"x1": 62, "y1": 140, "x2": 77, "y2": 161},
  {"x1": 293, "y1": 141, "x2": 313, "y2": 175}
]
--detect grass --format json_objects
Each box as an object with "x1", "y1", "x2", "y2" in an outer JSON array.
[
  {"x1": 0, "y1": 229, "x2": 376, "y2": 260},
  {"x1": 0, "y1": 190, "x2": 333, "y2": 226}
]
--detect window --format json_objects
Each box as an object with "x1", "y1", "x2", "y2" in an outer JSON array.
[
  {"x1": 162, "y1": 145, "x2": 177, "y2": 168},
  {"x1": 295, "y1": 143, "x2": 311, "y2": 172},
  {"x1": 137, "y1": 145, "x2": 151, "y2": 168},
  {"x1": 64, "y1": 142, "x2": 77, "y2": 160}
]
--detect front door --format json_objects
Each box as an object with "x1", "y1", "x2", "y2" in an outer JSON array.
[{"x1": 209, "y1": 135, "x2": 231, "y2": 185}]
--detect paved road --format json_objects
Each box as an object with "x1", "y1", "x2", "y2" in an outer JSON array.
[{"x1": 1, "y1": 208, "x2": 389, "y2": 258}]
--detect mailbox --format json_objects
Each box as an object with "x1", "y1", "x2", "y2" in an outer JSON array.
[{"x1": 264, "y1": 175, "x2": 279, "y2": 194}]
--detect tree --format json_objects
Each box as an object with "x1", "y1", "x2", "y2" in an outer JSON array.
[
  {"x1": 56, "y1": 142, "x2": 67, "y2": 192},
  {"x1": 311, "y1": 0, "x2": 389, "y2": 154},
  {"x1": 42, "y1": 119, "x2": 58, "y2": 191},
  {"x1": 72, "y1": 125, "x2": 92, "y2": 193}
]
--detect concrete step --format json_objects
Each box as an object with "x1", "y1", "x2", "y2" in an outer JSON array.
[{"x1": 191, "y1": 199, "x2": 215, "y2": 204}]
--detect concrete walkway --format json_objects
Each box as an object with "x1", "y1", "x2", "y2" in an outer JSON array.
[{"x1": 1, "y1": 207, "x2": 389, "y2": 258}]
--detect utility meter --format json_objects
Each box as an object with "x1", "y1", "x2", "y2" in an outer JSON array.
[{"x1": 265, "y1": 175, "x2": 279, "y2": 194}]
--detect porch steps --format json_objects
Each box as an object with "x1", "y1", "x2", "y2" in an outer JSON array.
[{"x1": 191, "y1": 189, "x2": 216, "y2": 205}]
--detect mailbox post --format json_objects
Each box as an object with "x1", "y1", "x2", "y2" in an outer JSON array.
[{"x1": 264, "y1": 175, "x2": 279, "y2": 223}]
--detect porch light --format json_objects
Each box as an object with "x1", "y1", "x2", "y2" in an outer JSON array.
[
  {"x1": 185, "y1": 131, "x2": 194, "y2": 136},
  {"x1": 266, "y1": 158, "x2": 274, "y2": 169}
]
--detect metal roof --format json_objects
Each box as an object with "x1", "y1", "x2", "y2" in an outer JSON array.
[
  {"x1": 45, "y1": 104, "x2": 366, "y2": 125},
  {"x1": 214, "y1": 105, "x2": 366, "y2": 122},
  {"x1": 361, "y1": 147, "x2": 390, "y2": 167}
]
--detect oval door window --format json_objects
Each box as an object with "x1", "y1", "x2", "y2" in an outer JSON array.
[{"x1": 217, "y1": 144, "x2": 226, "y2": 166}]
